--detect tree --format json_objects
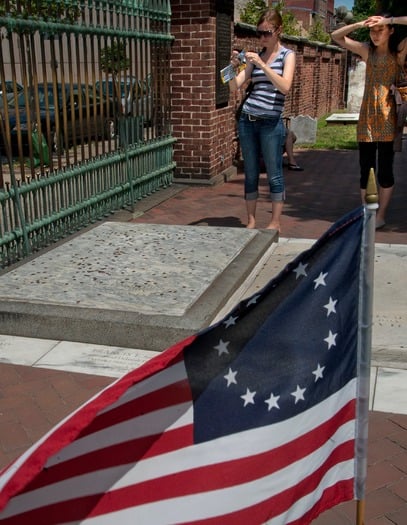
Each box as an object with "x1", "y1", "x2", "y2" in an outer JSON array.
[
  {"x1": 0, "y1": 1, "x2": 81, "y2": 165},
  {"x1": 334, "y1": 5, "x2": 354, "y2": 26},
  {"x1": 308, "y1": 16, "x2": 331, "y2": 43},
  {"x1": 378, "y1": 1, "x2": 407, "y2": 41},
  {"x1": 279, "y1": 5, "x2": 302, "y2": 37},
  {"x1": 344, "y1": 0, "x2": 376, "y2": 41},
  {"x1": 351, "y1": 0, "x2": 407, "y2": 42},
  {"x1": 382, "y1": 0, "x2": 407, "y2": 14},
  {"x1": 240, "y1": 0, "x2": 302, "y2": 37},
  {"x1": 354, "y1": 0, "x2": 407, "y2": 16},
  {"x1": 0, "y1": 0, "x2": 80, "y2": 25},
  {"x1": 99, "y1": 41, "x2": 131, "y2": 115},
  {"x1": 239, "y1": 0, "x2": 267, "y2": 26},
  {"x1": 353, "y1": 0, "x2": 377, "y2": 17}
]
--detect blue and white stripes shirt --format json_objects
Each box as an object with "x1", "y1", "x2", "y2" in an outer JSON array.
[{"x1": 242, "y1": 46, "x2": 293, "y2": 118}]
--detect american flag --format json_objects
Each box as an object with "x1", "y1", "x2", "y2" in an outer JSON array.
[{"x1": 0, "y1": 207, "x2": 366, "y2": 525}]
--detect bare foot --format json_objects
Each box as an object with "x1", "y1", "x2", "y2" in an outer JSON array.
[
  {"x1": 247, "y1": 218, "x2": 256, "y2": 229},
  {"x1": 266, "y1": 222, "x2": 281, "y2": 232}
]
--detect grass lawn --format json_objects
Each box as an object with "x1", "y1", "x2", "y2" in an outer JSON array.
[{"x1": 298, "y1": 113, "x2": 358, "y2": 150}]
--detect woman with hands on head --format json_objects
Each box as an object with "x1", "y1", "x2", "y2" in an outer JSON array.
[
  {"x1": 229, "y1": 8, "x2": 295, "y2": 232},
  {"x1": 366, "y1": 14, "x2": 407, "y2": 29},
  {"x1": 331, "y1": 14, "x2": 407, "y2": 229}
]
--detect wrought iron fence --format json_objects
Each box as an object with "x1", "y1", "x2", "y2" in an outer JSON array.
[{"x1": 0, "y1": 0, "x2": 174, "y2": 268}]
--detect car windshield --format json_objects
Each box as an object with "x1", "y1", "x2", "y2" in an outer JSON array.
[
  {"x1": 10, "y1": 87, "x2": 56, "y2": 109},
  {"x1": 0, "y1": 81, "x2": 22, "y2": 95},
  {"x1": 8, "y1": 84, "x2": 79, "y2": 109},
  {"x1": 96, "y1": 78, "x2": 138, "y2": 98}
]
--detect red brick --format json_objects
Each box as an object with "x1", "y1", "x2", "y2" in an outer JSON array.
[
  {"x1": 365, "y1": 517, "x2": 397, "y2": 524},
  {"x1": 388, "y1": 505, "x2": 407, "y2": 525},
  {"x1": 368, "y1": 437, "x2": 405, "y2": 465},
  {"x1": 366, "y1": 460, "x2": 405, "y2": 492},
  {"x1": 0, "y1": 420, "x2": 31, "y2": 453},
  {"x1": 171, "y1": 6, "x2": 346, "y2": 182},
  {"x1": 391, "y1": 476, "x2": 407, "y2": 502},
  {"x1": 392, "y1": 451, "x2": 407, "y2": 475},
  {"x1": 368, "y1": 412, "x2": 407, "y2": 441},
  {"x1": 312, "y1": 505, "x2": 352, "y2": 524},
  {"x1": 364, "y1": 488, "x2": 405, "y2": 520},
  {"x1": 388, "y1": 414, "x2": 407, "y2": 431},
  {"x1": 385, "y1": 505, "x2": 407, "y2": 524}
]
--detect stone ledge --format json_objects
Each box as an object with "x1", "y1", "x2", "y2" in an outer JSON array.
[
  {"x1": 0, "y1": 223, "x2": 278, "y2": 351},
  {"x1": 326, "y1": 113, "x2": 359, "y2": 125}
]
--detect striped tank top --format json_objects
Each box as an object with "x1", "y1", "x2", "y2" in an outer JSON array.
[{"x1": 242, "y1": 46, "x2": 293, "y2": 119}]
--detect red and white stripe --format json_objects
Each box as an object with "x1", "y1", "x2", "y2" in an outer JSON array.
[{"x1": 0, "y1": 344, "x2": 356, "y2": 525}]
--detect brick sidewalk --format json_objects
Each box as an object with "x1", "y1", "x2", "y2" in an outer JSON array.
[
  {"x1": 1, "y1": 362, "x2": 406, "y2": 524},
  {"x1": 129, "y1": 148, "x2": 407, "y2": 245},
  {"x1": 0, "y1": 147, "x2": 406, "y2": 523}
]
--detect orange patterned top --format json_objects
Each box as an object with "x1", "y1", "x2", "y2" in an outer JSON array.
[{"x1": 357, "y1": 50, "x2": 397, "y2": 142}]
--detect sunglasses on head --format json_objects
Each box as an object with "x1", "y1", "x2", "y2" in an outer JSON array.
[{"x1": 256, "y1": 29, "x2": 275, "y2": 38}]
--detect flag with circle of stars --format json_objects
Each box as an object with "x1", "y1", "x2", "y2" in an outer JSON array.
[
  {"x1": 184, "y1": 207, "x2": 364, "y2": 444},
  {"x1": 180, "y1": 207, "x2": 366, "y2": 523},
  {"x1": 0, "y1": 207, "x2": 368, "y2": 525}
]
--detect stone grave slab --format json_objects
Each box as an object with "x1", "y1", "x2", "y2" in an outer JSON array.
[{"x1": 0, "y1": 223, "x2": 276, "y2": 351}]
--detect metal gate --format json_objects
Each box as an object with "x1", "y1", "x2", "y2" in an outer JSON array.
[{"x1": 0, "y1": 0, "x2": 174, "y2": 268}]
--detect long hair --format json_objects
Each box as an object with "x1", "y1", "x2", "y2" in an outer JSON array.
[
  {"x1": 369, "y1": 13, "x2": 398, "y2": 54},
  {"x1": 256, "y1": 8, "x2": 283, "y2": 30}
]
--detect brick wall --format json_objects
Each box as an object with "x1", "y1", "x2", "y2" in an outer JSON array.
[
  {"x1": 171, "y1": 0, "x2": 236, "y2": 184},
  {"x1": 233, "y1": 28, "x2": 345, "y2": 119},
  {"x1": 170, "y1": 3, "x2": 346, "y2": 184},
  {"x1": 284, "y1": 0, "x2": 335, "y2": 32}
]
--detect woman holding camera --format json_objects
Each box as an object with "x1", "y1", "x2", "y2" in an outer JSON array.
[{"x1": 229, "y1": 8, "x2": 295, "y2": 232}]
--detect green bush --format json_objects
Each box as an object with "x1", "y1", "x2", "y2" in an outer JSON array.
[{"x1": 308, "y1": 17, "x2": 331, "y2": 44}]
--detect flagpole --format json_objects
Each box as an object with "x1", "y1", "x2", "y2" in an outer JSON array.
[{"x1": 355, "y1": 168, "x2": 379, "y2": 525}]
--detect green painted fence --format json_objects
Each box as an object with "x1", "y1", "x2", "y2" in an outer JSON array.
[{"x1": 0, "y1": 0, "x2": 174, "y2": 268}]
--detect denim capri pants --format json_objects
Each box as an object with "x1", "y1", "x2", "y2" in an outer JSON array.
[{"x1": 238, "y1": 114, "x2": 286, "y2": 201}]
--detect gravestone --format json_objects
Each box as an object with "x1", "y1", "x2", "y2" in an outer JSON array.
[
  {"x1": 289, "y1": 115, "x2": 317, "y2": 144},
  {"x1": 347, "y1": 60, "x2": 366, "y2": 112}
]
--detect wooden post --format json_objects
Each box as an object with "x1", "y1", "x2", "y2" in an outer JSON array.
[{"x1": 356, "y1": 499, "x2": 365, "y2": 525}]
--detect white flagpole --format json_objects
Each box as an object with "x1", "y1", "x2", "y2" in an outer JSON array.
[{"x1": 356, "y1": 168, "x2": 379, "y2": 525}]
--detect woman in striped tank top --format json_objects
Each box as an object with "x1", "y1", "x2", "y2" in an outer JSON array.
[{"x1": 230, "y1": 8, "x2": 295, "y2": 232}]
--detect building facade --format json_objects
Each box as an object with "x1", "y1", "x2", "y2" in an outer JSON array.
[
  {"x1": 279, "y1": 0, "x2": 335, "y2": 31},
  {"x1": 235, "y1": 1, "x2": 336, "y2": 34}
]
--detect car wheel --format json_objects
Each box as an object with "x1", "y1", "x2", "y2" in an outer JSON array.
[
  {"x1": 104, "y1": 119, "x2": 115, "y2": 139},
  {"x1": 52, "y1": 130, "x2": 65, "y2": 154}
]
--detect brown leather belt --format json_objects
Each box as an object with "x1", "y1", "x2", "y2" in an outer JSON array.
[{"x1": 247, "y1": 113, "x2": 266, "y2": 121}]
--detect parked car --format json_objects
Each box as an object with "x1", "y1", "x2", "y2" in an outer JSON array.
[
  {"x1": 95, "y1": 75, "x2": 152, "y2": 122},
  {"x1": 0, "y1": 81, "x2": 23, "y2": 108},
  {"x1": 0, "y1": 83, "x2": 117, "y2": 157},
  {"x1": 0, "y1": 81, "x2": 23, "y2": 96}
]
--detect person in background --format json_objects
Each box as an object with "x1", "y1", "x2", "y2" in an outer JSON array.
[
  {"x1": 283, "y1": 126, "x2": 303, "y2": 171},
  {"x1": 331, "y1": 14, "x2": 407, "y2": 229},
  {"x1": 229, "y1": 8, "x2": 295, "y2": 232}
]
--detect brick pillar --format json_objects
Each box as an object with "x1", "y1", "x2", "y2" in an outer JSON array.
[{"x1": 170, "y1": 0, "x2": 237, "y2": 184}]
